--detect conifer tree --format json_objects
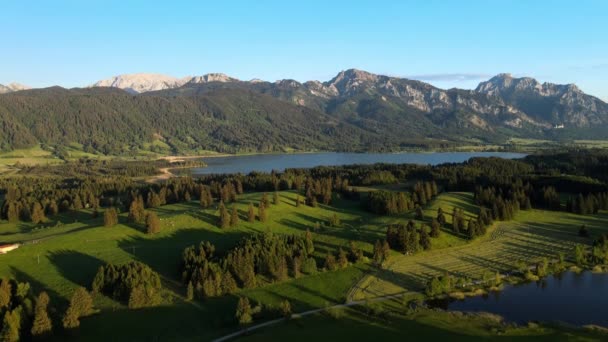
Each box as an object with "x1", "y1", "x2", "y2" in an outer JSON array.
[
  {"x1": 261, "y1": 193, "x2": 270, "y2": 208},
  {"x1": 280, "y1": 300, "x2": 292, "y2": 318},
  {"x1": 63, "y1": 287, "x2": 93, "y2": 329},
  {"x1": 31, "y1": 291, "x2": 53, "y2": 337},
  {"x1": 420, "y1": 226, "x2": 431, "y2": 250},
  {"x1": 235, "y1": 297, "x2": 252, "y2": 325},
  {"x1": 437, "y1": 208, "x2": 446, "y2": 226},
  {"x1": 1, "y1": 310, "x2": 20, "y2": 342},
  {"x1": 104, "y1": 207, "x2": 119, "y2": 227},
  {"x1": 324, "y1": 254, "x2": 337, "y2": 271},
  {"x1": 258, "y1": 202, "x2": 267, "y2": 223},
  {"x1": 247, "y1": 203, "x2": 255, "y2": 223},
  {"x1": 273, "y1": 192, "x2": 279, "y2": 205},
  {"x1": 0, "y1": 278, "x2": 11, "y2": 309},
  {"x1": 146, "y1": 212, "x2": 161, "y2": 234},
  {"x1": 186, "y1": 282, "x2": 194, "y2": 301},
  {"x1": 337, "y1": 248, "x2": 348, "y2": 268},
  {"x1": 373, "y1": 240, "x2": 383, "y2": 266},
  {"x1": 430, "y1": 218, "x2": 441, "y2": 238},
  {"x1": 31, "y1": 202, "x2": 46, "y2": 224},
  {"x1": 218, "y1": 201, "x2": 230, "y2": 229},
  {"x1": 230, "y1": 206, "x2": 239, "y2": 227},
  {"x1": 304, "y1": 229, "x2": 314, "y2": 254}
]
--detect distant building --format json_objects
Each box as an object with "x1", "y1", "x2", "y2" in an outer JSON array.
[
  {"x1": 0, "y1": 243, "x2": 20, "y2": 254},
  {"x1": 553, "y1": 124, "x2": 565, "y2": 129}
]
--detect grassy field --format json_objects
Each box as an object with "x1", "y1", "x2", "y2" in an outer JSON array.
[
  {"x1": 238, "y1": 301, "x2": 608, "y2": 342},
  {"x1": 0, "y1": 191, "x2": 408, "y2": 340},
  {"x1": 2, "y1": 189, "x2": 606, "y2": 340},
  {"x1": 354, "y1": 204, "x2": 608, "y2": 299}
]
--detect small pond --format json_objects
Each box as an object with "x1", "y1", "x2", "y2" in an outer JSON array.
[{"x1": 430, "y1": 271, "x2": 608, "y2": 327}]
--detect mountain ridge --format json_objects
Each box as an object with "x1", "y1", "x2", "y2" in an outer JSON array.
[{"x1": 0, "y1": 69, "x2": 607, "y2": 155}]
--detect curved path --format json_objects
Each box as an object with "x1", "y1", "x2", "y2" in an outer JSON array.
[{"x1": 212, "y1": 292, "x2": 410, "y2": 342}]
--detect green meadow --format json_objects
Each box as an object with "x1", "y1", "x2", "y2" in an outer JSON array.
[{"x1": 1, "y1": 189, "x2": 607, "y2": 340}]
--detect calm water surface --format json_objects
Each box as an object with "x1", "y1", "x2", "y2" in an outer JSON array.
[
  {"x1": 192, "y1": 152, "x2": 526, "y2": 175},
  {"x1": 435, "y1": 271, "x2": 608, "y2": 326}
]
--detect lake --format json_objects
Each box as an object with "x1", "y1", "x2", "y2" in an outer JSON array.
[
  {"x1": 191, "y1": 152, "x2": 526, "y2": 175},
  {"x1": 433, "y1": 271, "x2": 608, "y2": 327}
]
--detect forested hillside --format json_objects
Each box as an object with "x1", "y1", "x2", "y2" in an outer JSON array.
[{"x1": 1, "y1": 70, "x2": 608, "y2": 155}]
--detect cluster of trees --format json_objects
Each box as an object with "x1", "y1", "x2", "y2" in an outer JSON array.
[
  {"x1": 372, "y1": 240, "x2": 391, "y2": 266},
  {"x1": 366, "y1": 182, "x2": 438, "y2": 215},
  {"x1": 323, "y1": 241, "x2": 365, "y2": 271},
  {"x1": 566, "y1": 193, "x2": 608, "y2": 215},
  {"x1": 304, "y1": 177, "x2": 336, "y2": 206},
  {"x1": 91, "y1": 261, "x2": 162, "y2": 309},
  {"x1": 18, "y1": 158, "x2": 204, "y2": 178},
  {"x1": 366, "y1": 191, "x2": 414, "y2": 215},
  {"x1": 386, "y1": 221, "x2": 432, "y2": 254},
  {"x1": 425, "y1": 272, "x2": 501, "y2": 297},
  {"x1": 181, "y1": 232, "x2": 315, "y2": 298},
  {"x1": 574, "y1": 235, "x2": 608, "y2": 266},
  {"x1": 474, "y1": 186, "x2": 525, "y2": 221},
  {"x1": 0, "y1": 278, "x2": 54, "y2": 340},
  {"x1": 62, "y1": 287, "x2": 94, "y2": 329}
]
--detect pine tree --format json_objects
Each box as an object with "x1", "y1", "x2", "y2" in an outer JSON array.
[
  {"x1": 280, "y1": 300, "x2": 292, "y2": 318},
  {"x1": 437, "y1": 208, "x2": 446, "y2": 226},
  {"x1": 381, "y1": 240, "x2": 391, "y2": 262},
  {"x1": 1, "y1": 310, "x2": 20, "y2": 342},
  {"x1": 430, "y1": 218, "x2": 441, "y2": 238},
  {"x1": 7, "y1": 202, "x2": 19, "y2": 223},
  {"x1": 258, "y1": 202, "x2": 267, "y2": 223},
  {"x1": 240, "y1": 203, "x2": 251, "y2": 224},
  {"x1": 420, "y1": 226, "x2": 431, "y2": 250},
  {"x1": 146, "y1": 212, "x2": 161, "y2": 234},
  {"x1": 373, "y1": 240, "x2": 383, "y2": 266},
  {"x1": 235, "y1": 297, "x2": 252, "y2": 325},
  {"x1": 467, "y1": 220, "x2": 477, "y2": 239},
  {"x1": 31, "y1": 291, "x2": 53, "y2": 337},
  {"x1": 128, "y1": 197, "x2": 145, "y2": 223},
  {"x1": 31, "y1": 202, "x2": 46, "y2": 224},
  {"x1": 324, "y1": 254, "x2": 337, "y2": 271},
  {"x1": 337, "y1": 248, "x2": 348, "y2": 269},
  {"x1": 104, "y1": 207, "x2": 119, "y2": 227},
  {"x1": 304, "y1": 229, "x2": 314, "y2": 254},
  {"x1": 186, "y1": 282, "x2": 194, "y2": 301},
  {"x1": 295, "y1": 195, "x2": 301, "y2": 207},
  {"x1": 218, "y1": 201, "x2": 230, "y2": 229},
  {"x1": 230, "y1": 206, "x2": 239, "y2": 227},
  {"x1": 261, "y1": 193, "x2": 270, "y2": 208},
  {"x1": 47, "y1": 200, "x2": 59, "y2": 217},
  {"x1": 273, "y1": 192, "x2": 280, "y2": 205},
  {"x1": 63, "y1": 287, "x2": 93, "y2": 329},
  {"x1": 0, "y1": 278, "x2": 11, "y2": 309}
]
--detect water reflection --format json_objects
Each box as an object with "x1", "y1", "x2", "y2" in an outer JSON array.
[{"x1": 434, "y1": 272, "x2": 608, "y2": 326}]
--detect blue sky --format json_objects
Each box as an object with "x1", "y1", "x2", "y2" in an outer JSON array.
[{"x1": 1, "y1": 0, "x2": 607, "y2": 99}]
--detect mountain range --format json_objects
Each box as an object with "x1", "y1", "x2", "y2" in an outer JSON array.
[{"x1": 0, "y1": 70, "x2": 607, "y2": 155}]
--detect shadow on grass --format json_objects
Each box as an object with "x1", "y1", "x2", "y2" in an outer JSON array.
[{"x1": 48, "y1": 250, "x2": 105, "y2": 288}]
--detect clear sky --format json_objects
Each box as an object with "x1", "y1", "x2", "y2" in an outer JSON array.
[{"x1": 1, "y1": 0, "x2": 607, "y2": 100}]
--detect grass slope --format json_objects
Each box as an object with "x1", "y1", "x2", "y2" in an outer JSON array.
[
  {"x1": 0, "y1": 191, "x2": 403, "y2": 340},
  {"x1": 356, "y1": 193, "x2": 608, "y2": 298},
  {"x1": 238, "y1": 303, "x2": 606, "y2": 342}
]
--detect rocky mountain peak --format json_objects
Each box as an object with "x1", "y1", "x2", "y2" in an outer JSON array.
[
  {"x1": 0, "y1": 82, "x2": 30, "y2": 94},
  {"x1": 324, "y1": 69, "x2": 384, "y2": 96},
  {"x1": 187, "y1": 73, "x2": 239, "y2": 84},
  {"x1": 91, "y1": 73, "x2": 189, "y2": 94}
]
